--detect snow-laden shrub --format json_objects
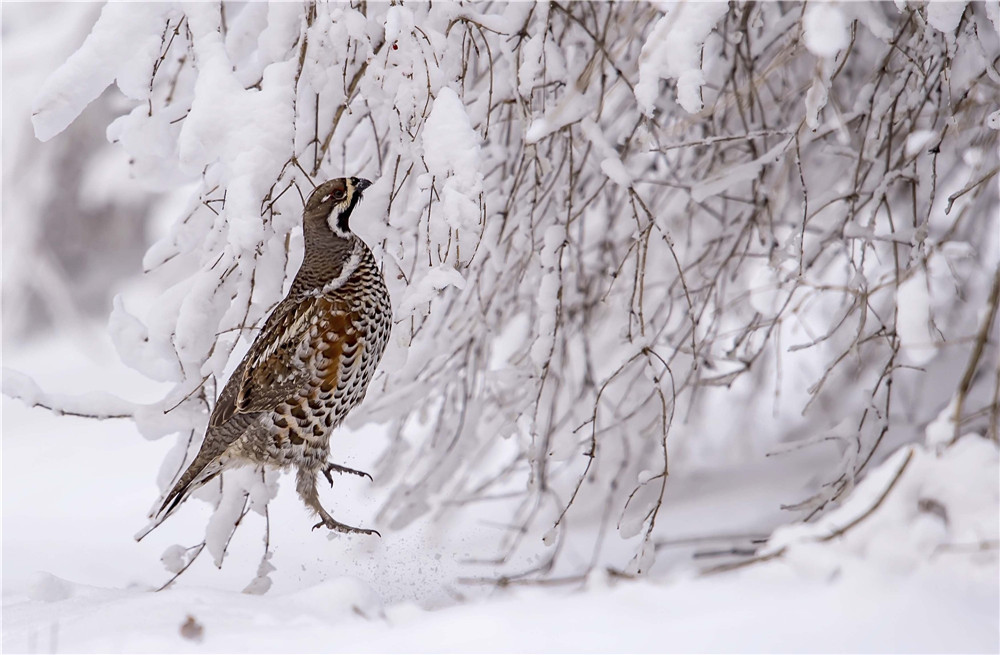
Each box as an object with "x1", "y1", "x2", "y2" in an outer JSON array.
[
  {"x1": 1, "y1": 4, "x2": 152, "y2": 340},
  {"x1": 14, "y1": 1, "x2": 999, "y2": 584}
]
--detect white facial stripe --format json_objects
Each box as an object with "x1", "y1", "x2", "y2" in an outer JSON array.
[
  {"x1": 326, "y1": 198, "x2": 354, "y2": 237},
  {"x1": 324, "y1": 181, "x2": 355, "y2": 237}
]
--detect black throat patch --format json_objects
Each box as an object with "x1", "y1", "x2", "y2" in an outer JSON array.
[{"x1": 336, "y1": 192, "x2": 362, "y2": 234}]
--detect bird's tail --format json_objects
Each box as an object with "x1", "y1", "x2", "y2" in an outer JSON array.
[{"x1": 134, "y1": 454, "x2": 224, "y2": 541}]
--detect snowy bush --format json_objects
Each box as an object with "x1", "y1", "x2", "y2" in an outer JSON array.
[
  {"x1": 1, "y1": 4, "x2": 152, "y2": 341},
  {"x1": 11, "y1": 1, "x2": 999, "y2": 586}
]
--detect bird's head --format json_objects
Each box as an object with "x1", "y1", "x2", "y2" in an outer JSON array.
[{"x1": 303, "y1": 177, "x2": 373, "y2": 238}]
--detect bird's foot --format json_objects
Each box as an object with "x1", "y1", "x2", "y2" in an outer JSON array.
[
  {"x1": 321, "y1": 461, "x2": 373, "y2": 487},
  {"x1": 311, "y1": 516, "x2": 381, "y2": 537}
]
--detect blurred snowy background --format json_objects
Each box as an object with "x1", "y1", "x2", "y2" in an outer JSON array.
[{"x1": 3, "y1": 1, "x2": 998, "y2": 652}]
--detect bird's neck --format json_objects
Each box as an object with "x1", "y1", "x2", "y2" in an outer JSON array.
[{"x1": 292, "y1": 228, "x2": 358, "y2": 296}]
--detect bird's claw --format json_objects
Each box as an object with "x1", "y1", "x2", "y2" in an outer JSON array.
[
  {"x1": 311, "y1": 518, "x2": 381, "y2": 537},
  {"x1": 322, "y1": 461, "x2": 373, "y2": 487}
]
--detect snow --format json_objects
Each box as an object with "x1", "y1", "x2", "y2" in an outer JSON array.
[
  {"x1": 906, "y1": 129, "x2": 938, "y2": 157},
  {"x1": 178, "y1": 4, "x2": 297, "y2": 253},
  {"x1": 925, "y1": 399, "x2": 960, "y2": 451},
  {"x1": 25, "y1": 573, "x2": 75, "y2": 604},
  {"x1": 530, "y1": 271, "x2": 561, "y2": 367},
  {"x1": 422, "y1": 88, "x2": 481, "y2": 187},
  {"x1": 802, "y1": 4, "x2": 850, "y2": 58},
  {"x1": 488, "y1": 314, "x2": 531, "y2": 371},
  {"x1": 580, "y1": 118, "x2": 633, "y2": 188},
  {"x1": 927, "y1": 1, "x2": 968, "y2": 33},
  {"x1": 635, "y1": 3, "x2": 729, "y2": 115},
  {"x1": 691, "y1": 137, "x2": 792, "y2": 202},
  {"x1": 2, "y1": 367, "x2": 135, "y2": 418},
  {"x1": 92, "y1": 575, "x2": 989, "y2": 651},
  {"x1": 896, "y1": 269, "x2": 938, "y2": 366},
  {"x1": 767, "y1": 436, "x2": 998, "y2": 576},
  {"x1": 517, "y1": 32, "x2": 545, "y2": 98},
  {"x1": 421, "y1": 87, "x2": 484, "y2": 264},
  {"x1": 747, "y1": 259, "x2": 791, "y2": 315},
  {"x1": 850, "y1": 3, "x2": 895, "y2": 41},
  {"x1": 988, "y1": 2, "x2": 1000, "y2": 38},
  {"x1": 988, "y1": 109, "x2": 1000, "y2": 131},
  {"x1": 5, "y1": 544, "x2": 997, "y2": 652},
  {"x1": 257, "y1": 3, "x2": 302, "y2": 62},
  {"x1": 804, "y1": 78, "x2": 828, "y2": 130},
  {"x1": 524, "y1": 84, "x2": 594, "y2": 144},
  {"x1": 30, "y1": 3, "x2": 173, "y2": 141},
  {"x1": 398, "y1": 264, "x2": 467, "y2": 314}
]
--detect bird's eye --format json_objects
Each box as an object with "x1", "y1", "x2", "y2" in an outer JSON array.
[{"x1": 333, "y1": 189, "x2": 347, "y2": 200}]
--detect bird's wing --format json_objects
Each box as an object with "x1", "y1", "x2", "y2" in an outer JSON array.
[
  {"x1": 228, "y1": 295, "x2": 326, "y2": 416},
  {"x1": 207, "y1": 359, "x2": 246, "y2": 429}
]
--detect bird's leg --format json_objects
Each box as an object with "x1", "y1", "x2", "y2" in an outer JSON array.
[
  {"x1": 322, "y1": 461, "x2": 373, "y2": 487},
  {"x1": 296, "y1": 468, "x2": 380, "y2": 537}
]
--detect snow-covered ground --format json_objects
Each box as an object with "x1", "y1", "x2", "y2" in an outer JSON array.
[
  {"x1": 3, "y1": 559, "x2": 995, "y2": 653},
  {"x1": 3, "y1": 335, "x2": 997, "y2": 652}
]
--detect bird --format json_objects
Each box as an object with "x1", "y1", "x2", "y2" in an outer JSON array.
[{"x1": 140, "y1": 177, "x2": 391, "y2": 538}]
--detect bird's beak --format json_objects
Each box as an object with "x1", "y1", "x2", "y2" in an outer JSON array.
[{"x1": 353, "y1": 178, "x2": 373, "y2": 194}]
